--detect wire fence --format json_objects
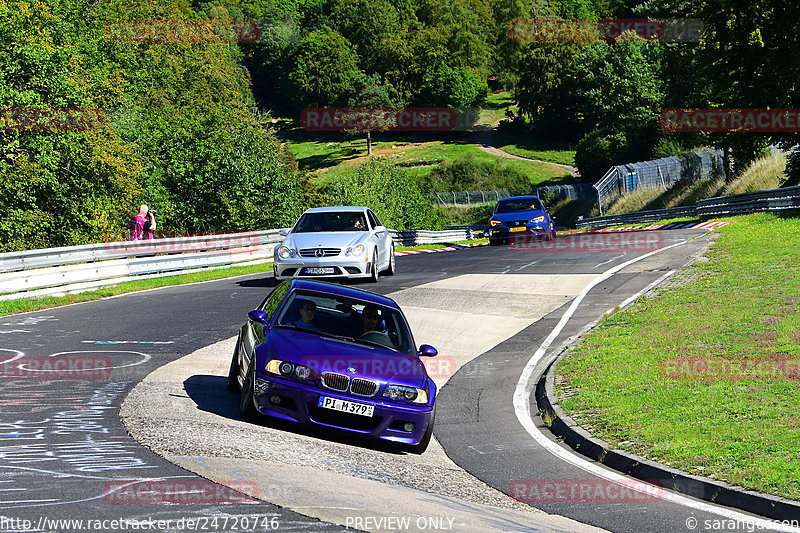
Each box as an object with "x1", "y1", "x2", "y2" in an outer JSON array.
[
  {"x1": 427, "y1": 183, "x2": 596, "y2": 207},
  {"x1": 594, "y1": 148, "x2": 725, "y2": 215}
]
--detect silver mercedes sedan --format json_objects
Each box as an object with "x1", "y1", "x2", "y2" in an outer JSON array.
[{"x1": 273, "y1": 206, "x2": 396, "y2": 282}]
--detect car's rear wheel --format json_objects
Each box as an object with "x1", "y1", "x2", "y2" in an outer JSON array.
[
  {"x1": 408, "y1": 406, "x2": 435, "y2": 454},
  {"x1": 239, "y1": 366, "x2": 259, "y2": 420},
  {"x1": 385, "y1": 244, "x2": 396, "y2": 275},
  {"x1": 227, "y1": 335, "x2": 241, "y2": 392},
  {"x1": 369, "y1": 250, "x2": 379, "y2": 282}
]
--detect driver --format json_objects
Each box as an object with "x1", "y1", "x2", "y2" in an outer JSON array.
[
  {"x1": 291, "y1": 300, "x2": 321, "y2": 332},
  {"x1": 361, "y1": 305, "x2": 383, "y2": 333}
]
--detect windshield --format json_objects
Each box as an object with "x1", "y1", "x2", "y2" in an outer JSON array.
[
  {"x1": 495, "y1": 198, "x2": 543, "y2": 213},
  {"x1": 293, "y1": 212, "x2": 368, "y2": 233},
  {"x1": 275, "y1": 290, "x2": 415, "y2": 355}
]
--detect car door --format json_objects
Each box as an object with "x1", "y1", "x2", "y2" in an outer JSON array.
[{"x1": 367, "y1": 210, "x2": 388, "y2": 267}]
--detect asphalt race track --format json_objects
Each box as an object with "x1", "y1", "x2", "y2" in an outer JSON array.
[{"x1": 0, "y1": 228, "x2": 792, "y2": 533}]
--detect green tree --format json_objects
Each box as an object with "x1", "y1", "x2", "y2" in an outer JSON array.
[
  {"x1": 336, "y1": 73, "x2": 399, "y2": 156},
  {"x1": 287, "y1": 30, "x2": 360, "y2": 109}
]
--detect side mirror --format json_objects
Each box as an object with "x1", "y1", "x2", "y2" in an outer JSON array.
[
  {"x1": 248, "y1": 310, "x2": 269, "y2": 325},
  {"x1": 279, "y1": 229, "x2": 289, "y2": 237},
  {"x1": 417, "y1": 344, "x2": 438, "y2": 357},
  {"x1": 374, "y1": 225, "x2": 387, "y2": 232}
]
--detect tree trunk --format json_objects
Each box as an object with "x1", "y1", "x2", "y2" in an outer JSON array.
[
  {"x1": 366, "y1": 130, "x2": 372, "y2": 156},
  {"x1": 724, "y1": 146, "x2": 735, "y2": 183}
]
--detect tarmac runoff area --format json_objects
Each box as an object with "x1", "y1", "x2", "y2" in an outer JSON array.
[{"x1": 120, "y1": 274, "x2": 608, "y2": 533}]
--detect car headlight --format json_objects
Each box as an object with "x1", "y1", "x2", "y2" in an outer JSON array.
[
  {"x1": 530, "y1": 216, "x2": 545, "y2": 224},
  {"x1": 489, "y1": 219, "x2": 501, "y2": 227},
  {"x1": 277, "y1": 246, "x2": 296, "y2": 259},
  {"x1": 345, "y1": 243, "x2": 365, "y2": 257},
  {"x1": 265, "y1": 359, "x2": 315, "y2": 381},
  {"x1": 383, "y1": 385, "x2": 428, "y2": 404}
]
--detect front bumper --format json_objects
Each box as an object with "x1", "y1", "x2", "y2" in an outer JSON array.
[
  {"x1": 274, "y1": 256, "x2": 374, "y2": 280},
  {"x1": 489, "y1": 225, "x2": 549, "y2": 239},
  {"x1": 251, "y1": 372, "x2": 434, "y2": 445}
]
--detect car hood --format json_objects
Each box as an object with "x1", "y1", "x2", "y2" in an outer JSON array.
[
  {"x1": 491, "y1": 210, "x2": 547, "y2": 223},
  {"x1": 283, "y1": 232, "x2": 369, "y2": 250},
  {"x1": 269, "y1": 328, "x2": 428, "y2": 388}
]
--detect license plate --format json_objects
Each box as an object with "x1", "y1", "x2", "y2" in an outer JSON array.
[
  {"x1": 318, "y1": 396, "x2": 374, "y2": 417},
  {"x1": 509, "y1": 226, "x2": 527, "y2": 232},
  {"x1": 305, "y1": 267, "x2": 335, "y2": 274}
]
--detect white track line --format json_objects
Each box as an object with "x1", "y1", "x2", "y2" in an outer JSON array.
[{"x1": 512, "y1": 240, "x2": 800, "y2": 532}]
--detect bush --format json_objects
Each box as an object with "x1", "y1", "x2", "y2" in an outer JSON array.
[
  {"x1": 431, "y1": 153, "x2": 530, "y2": 191},
  {"x1": 574, "y1": 129, "x2": 628, "y2": 180},
  {"x1": 324, "y1": 158, "x2": 442, "y2": 230}
]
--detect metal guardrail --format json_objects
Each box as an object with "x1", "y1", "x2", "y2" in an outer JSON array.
[
  {"x1": 0, "y1": 227, "x2": 481, "y2": 300},
  {"x1": 576, "y1": 206, "x2": 698, "y2": 229},
  {"x1": 576, "y1": 185, "x2": 800, "y2": 229},
  {"x1": 428, "y1": 183, "x2": 595, "y2": 207},
  {"x1": 696, "y1": 185, "x2": 800, "y2": 217}
]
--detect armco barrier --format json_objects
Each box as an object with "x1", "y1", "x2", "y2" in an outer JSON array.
[
  {"x1": 0, "y1": 227, "x2": 481, "y2": 301},
  {"x1": 576, "y1": 206, "x2": 698, "y2": 229},
  {"x1": 577, "y1": 185, "x2": 800, "y2": 229}
]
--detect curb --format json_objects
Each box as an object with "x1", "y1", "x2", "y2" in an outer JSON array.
[
  {"x1": 536, "y1": 350, "x2": 800, "y2": 521},
  {"x1": 394, "y1": 242, "x2": 488, "y2": 256},
  {"x1": 566, "y1": 221, "x2": 729, "y2": 234}
]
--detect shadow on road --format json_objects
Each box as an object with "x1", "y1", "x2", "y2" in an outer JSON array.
[{"x1": 183, "y1": 374, "x2": 404, "y2": 455}]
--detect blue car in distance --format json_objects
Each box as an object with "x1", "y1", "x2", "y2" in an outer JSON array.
[
  {"x1": 487, "y1": 195, "x2": 556, "y2": 246},
  {"x1": 228, "y1": 279, "x2": 438, "y2": 453}
]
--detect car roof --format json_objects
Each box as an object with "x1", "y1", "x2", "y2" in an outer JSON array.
[
  {"x1": 287, "y1": 279, "x2": 401, "y2": 310},
  {"x1": 303, "y1": 206, "x2": 368, "y2": 214},
  {"x1": 498, "y1": 195, "x2": 541, "y2": 202}
]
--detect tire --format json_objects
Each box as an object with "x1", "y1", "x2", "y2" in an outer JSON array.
[
  {"x1": 489, "y1": 238, "x2": 500, "y2": 246},
  {"x1": 368, "y1": 251, "x2": 379, "y2": 283},
  {"x1": 385, "y1": 245, "x2": 395, "y2": 275},
  {"x1": 239, "y1": 366, "x2": 259, "y2": 420},
  {"x1": 227, "y1": 336, "x2": 241, "y2": 392},
  {"x1": 408, "y1": 406, "x2": 435, "y2": 454}
]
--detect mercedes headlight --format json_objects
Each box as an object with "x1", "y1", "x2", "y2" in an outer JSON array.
[
  {"x1": 530, "y1": 216, "x2": 545, "y2": 224},
  {"x1": 345, "y1": 243, "x2": 366, "y2": 257},
  {"x1": 489, "y1": 219, "x2": 501, "y2": 227},
  {"x1": 277, "y1": 246, "x2": 296, "y2": 259}
]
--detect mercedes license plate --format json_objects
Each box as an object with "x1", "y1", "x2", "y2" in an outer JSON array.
[
  {"x1": 509, "y1": 226, "x2": 527, "y2": 232},
  {"x1": 318, "y1": 396, "x2": 374, "y2": 417},
  {"x1": 305, "y1": 267, "x2": 335, "y2": 274}
]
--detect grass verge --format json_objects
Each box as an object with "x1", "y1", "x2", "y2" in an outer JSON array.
[
  {"x1": 0, "y1": 239, "x2": 488, "y2": 318},
  {"x1": 555, "y1": 213, "x2": 800, "y2": 500}
]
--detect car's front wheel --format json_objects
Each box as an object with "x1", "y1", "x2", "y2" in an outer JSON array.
[
  {"x1": 369, "y1": 250, "x2": 379, "y2": 282},
  {"x1": 239, "y1": 366, "x2": 259, "y2": 420}
]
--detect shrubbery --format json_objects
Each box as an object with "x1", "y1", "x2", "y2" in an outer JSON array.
[{"x1": 323, "y1": 159, "x2": 443, "y2": 230}]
